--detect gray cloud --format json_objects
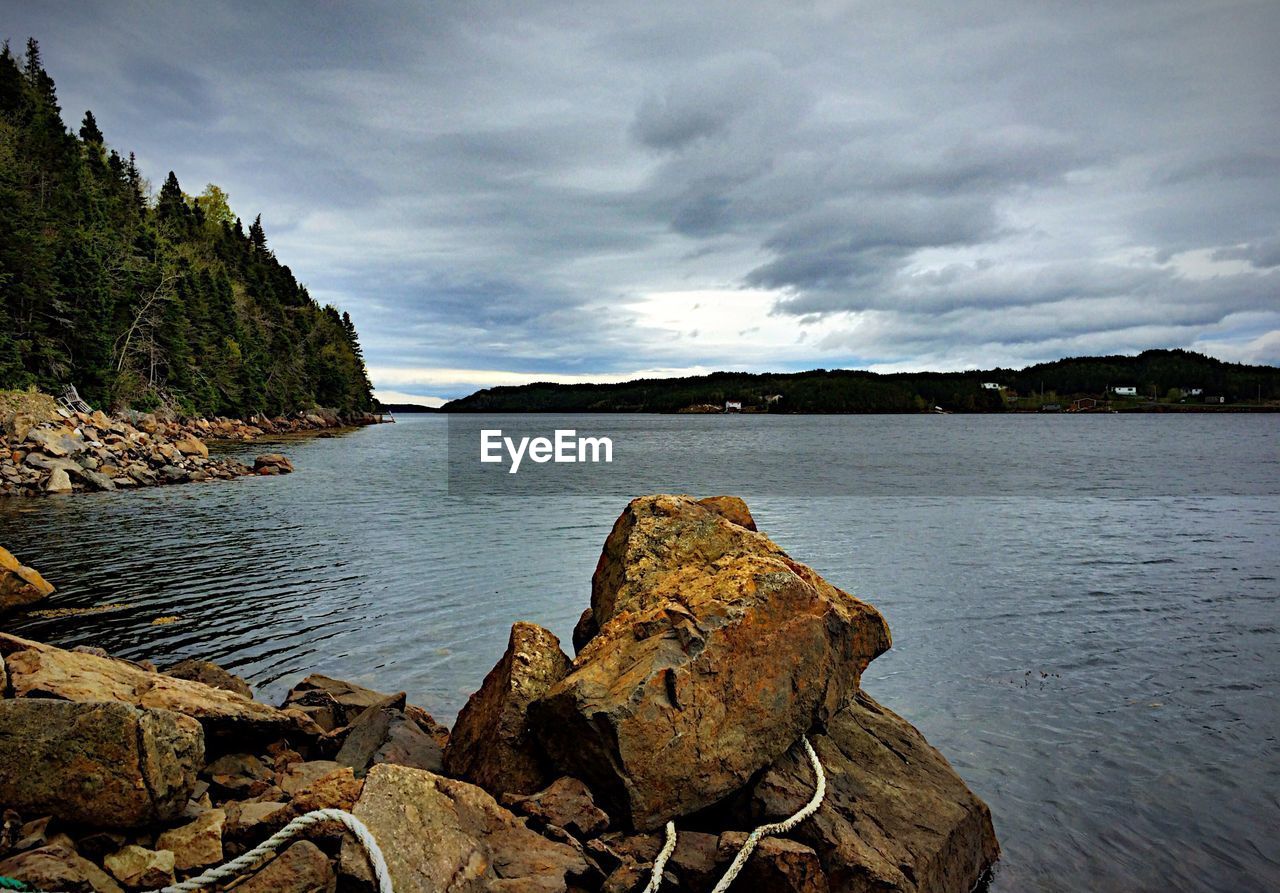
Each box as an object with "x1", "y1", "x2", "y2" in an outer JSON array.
[{"x1": 4, "y1": 0, "x2": 1279, "y2": 399}]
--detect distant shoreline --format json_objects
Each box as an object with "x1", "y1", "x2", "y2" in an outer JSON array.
[{"x1": 434, "y1": 404, "x2": 1280, "y2": 414}]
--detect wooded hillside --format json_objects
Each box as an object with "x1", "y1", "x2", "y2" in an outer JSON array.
[{"x1": 0, "y1": 39, "x2": 374, "y2": 417}]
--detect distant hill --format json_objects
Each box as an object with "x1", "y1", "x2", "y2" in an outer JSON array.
[
  {"x1": 441, "y1": 349, "x2": 1280, "y2": 413},
  {"x1": 379, "y1": 402, "x2": 440, "y2": 413}
]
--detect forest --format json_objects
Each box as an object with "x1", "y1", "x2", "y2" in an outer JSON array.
[
  {"x1": 0, "y1": 39, "x2": 374, "y2": 417},
  {"x1": 443, "y1": 349, "x2": 1280, "y2": 413}
]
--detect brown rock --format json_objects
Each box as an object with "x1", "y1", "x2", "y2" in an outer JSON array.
[
  {"x1": 746, "y1": 690, "x2": 999, "y2": 893},
  {"x1": 570, "y1": 608, "x2": 598, "y2": 655},
  {"x1": 236, "y1": 840, "x2": 335, "y2": 893},
  {"x1": 340, "y1": 763, "x2": 588, "y2": 893},
  {"x1": 405, "y1": 703, "x2": 451, "y2": 750},
  {"x1": 0, "y1": 843, "x2": 124, "y2": 893},
  {"x1": 696, "y1": 495, "x2": 758, "y2": 530},
  {"x1": 173, "y1": 435, "x2": 209, "y2": 458},
  {"x1": 0, "y1": 634, "x2": 296, "y2": 738},
  {"x1": 0, "y1": 700, "x2": 202, "y2": 828},
  {"x1": 715, "y1": 835, "x2": 828, "y2": 893},
  {"x1": 13, "y1": 816, "x2": 53, "y2": 853},
  {"x1": 103, "y1": 845, "x2": 176, "y2": 889},
  {"x1": 281, "y1": 760, "x2": 345, "y2": 795},
  {"x1": 531, "y1": 495, "x2": 891, "y2": 830},
  {"x1": 205, "y1": 753, "x2": 274, "y2": 796},
  {"x1": 283, "y1": 673, "x2": 393, "y2": 730},
  {"x1": 0, "y1": 546, "x2": 55, "y2": 612},
  {"x1": 444, "y1": 621, "x2": 572, "y2": 797},
  {"x1": 254, "y1": 453, "x2": 293, "y2": 474},
  {"x1": 504, "y1": 777, "x2": 610, "y2": 839},
  {"x1": 161, "y1": 658, "x2": 253, "y2": 698},
  {"x1": 601, "y1": 860, "x2": 651, "y2": 893},
  {"x1": 284, "y1": 767, "x2": 363, "y2": 816},
  {"x1": 669, "y1": 831, "x2": 721, "y2": 892},
  {"x1": 223, "y1": 801, "x2": 290, "y2": 841},
  {"x1": 155, "y1": 808, "x2": 225, "y2": 870}
]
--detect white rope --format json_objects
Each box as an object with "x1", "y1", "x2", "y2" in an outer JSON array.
[
  {"x1": 145, "y1": 808, "x2": 394, "y2": 893},
  {"x1": 643, "y1": 733, "x2": 827, "y2": 893},
  {"x1": 641, "y1": 821, "x2": 678, "y2": 893},
  {"x1": 25, "y1": 738, "x2": 823, "y2": 893}
]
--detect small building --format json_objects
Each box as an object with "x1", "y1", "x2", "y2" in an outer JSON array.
[
  {"x1": 1112, "y1": 386, "x2": 1138, "y2": 397},
  {"x1": 1203, "y1": 395, "x2": 1225, "y2": 404},
  {"x1": 1183, "y1": 387, "x2": 1203, "y2": 397},
  {"x1": 981, "y1": 382, "x2": 1002, "y2": 390},
  {"x1": 724, "y1": 400, "x2": 742, "y2": 412},
  {"x1": 764, "y1": 394, "x2": 784, "y2": 405}
]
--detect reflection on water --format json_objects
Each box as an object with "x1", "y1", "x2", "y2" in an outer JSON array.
[{"x1": 1, "y1": 414, "x2": 1277, "y2": 891}]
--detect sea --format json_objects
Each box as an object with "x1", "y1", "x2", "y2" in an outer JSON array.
[{"x1": 2, "y1": 413, "x2": 1277, "y2": 891}]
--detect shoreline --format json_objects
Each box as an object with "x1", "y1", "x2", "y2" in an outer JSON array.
[
  {"x1": 1, "y1": 392, "x2": 387, "y2": 498},
  {"x1": 0, "y1": 496, "x2": 999, "y2": 893}
]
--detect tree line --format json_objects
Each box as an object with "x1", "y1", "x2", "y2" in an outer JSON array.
[
  {"x1": 443, "y1": 349, "x2": 1280, "y2": 413},
  {"x1": 0, "y1": 39, "x2": 374, "y2": 417}
]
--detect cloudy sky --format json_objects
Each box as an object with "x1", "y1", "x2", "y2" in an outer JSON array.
[{"x1": 7, "y1": 1, "x2": 1279, "y2": 404}]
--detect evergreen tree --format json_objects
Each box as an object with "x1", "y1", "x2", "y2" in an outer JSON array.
[
  {"x1": 0, "y1": 38, "x2": 375, "y2": 416},
  {"x1": 79, "y1": 109, "x2": 102, "y2": 144}
]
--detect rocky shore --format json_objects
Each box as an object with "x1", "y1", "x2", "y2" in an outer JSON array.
[
  {"x1": 0, "y1": 496, "x2": 999, "y2": 892},
  {"x1": 0, "y1": 391, "x2": 379, "y2": 497}
]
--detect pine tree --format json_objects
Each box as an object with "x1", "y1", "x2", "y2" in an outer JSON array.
[
  {"x1": 248, "y1": 214, "x2": 267, "y2": 253},
  {"x1": 79, "y1": 109, "x2": 102, "y2": 144},
  {"x1": 157, "y1": 170, "x2": 187, "y2": 221}
]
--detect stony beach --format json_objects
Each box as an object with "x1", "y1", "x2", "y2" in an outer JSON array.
[
  {"x1": 0, "y1": 495, "x2": 998, "y2": 892},
  {"x1": 0, "y1": 391, "x2": 383, "y2": 498}
]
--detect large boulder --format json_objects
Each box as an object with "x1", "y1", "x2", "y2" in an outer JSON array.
[
  {"x1": 0, "y1": 700, "x2": 203, "y2": 828},
  {"x1": 745, "y1": 690, "x2": 999, "y2": 893},
  {"x1": 339, "y1": 764, "x2": 589, "y2": 893},
  {"x1": 443, "y1": 622, "x2": 572, "y2": 797},
  {"x1": 531, "y1": 495, "x2": 891, "y2": 830},
  {"x1": 0, "y1": 634, "x2": 297, "y2": 738},
  {"x1": 0, "y1": 546, "x2": 55, "y2": 612}
]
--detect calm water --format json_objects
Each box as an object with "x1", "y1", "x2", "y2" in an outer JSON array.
[{"x1": 1, "y1": 414, "x2": 1277, "y2": 891}]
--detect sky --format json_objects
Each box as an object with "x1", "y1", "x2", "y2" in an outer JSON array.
[{"x1": 5, "y1": 0, "x2": 1279, "y2": 405}]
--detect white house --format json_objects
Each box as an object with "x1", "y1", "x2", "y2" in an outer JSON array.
[
  {"x1": 981, "y1": 382, "x2": 1002, "y2": 390},
  {"x1": 724, "y1": 400, "x2": 742, "y2": 412},
  {"x1": 1112, "y1": 386, "x2": 1138, "y2": 396}
]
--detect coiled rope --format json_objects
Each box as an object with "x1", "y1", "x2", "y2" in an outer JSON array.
[
  {"x1": 2, "y1": 735, "x2": 824, "y2": 893},
  {"x1": 645, "y1": 734, "x2": 826, "y2": 893}
]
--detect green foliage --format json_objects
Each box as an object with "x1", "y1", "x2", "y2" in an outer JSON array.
[
  {"x1": 443, "y1": 350, "x2": 1280, "y2": 413},
  {"x1": 0, "y1": 40, "x2": 374, "y2": 417}
]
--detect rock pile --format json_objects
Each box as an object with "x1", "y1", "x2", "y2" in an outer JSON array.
[
  {"x1": 0, "y1": 496, "x2": 999, "y2": 893},
  {"x1": 0, "y1": 409, "x2": 294, "y2": 496}
]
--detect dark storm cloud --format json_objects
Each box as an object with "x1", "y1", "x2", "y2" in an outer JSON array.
[{"x1": 5, "y1": 0, "x2": 1279, "y2": 400}]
